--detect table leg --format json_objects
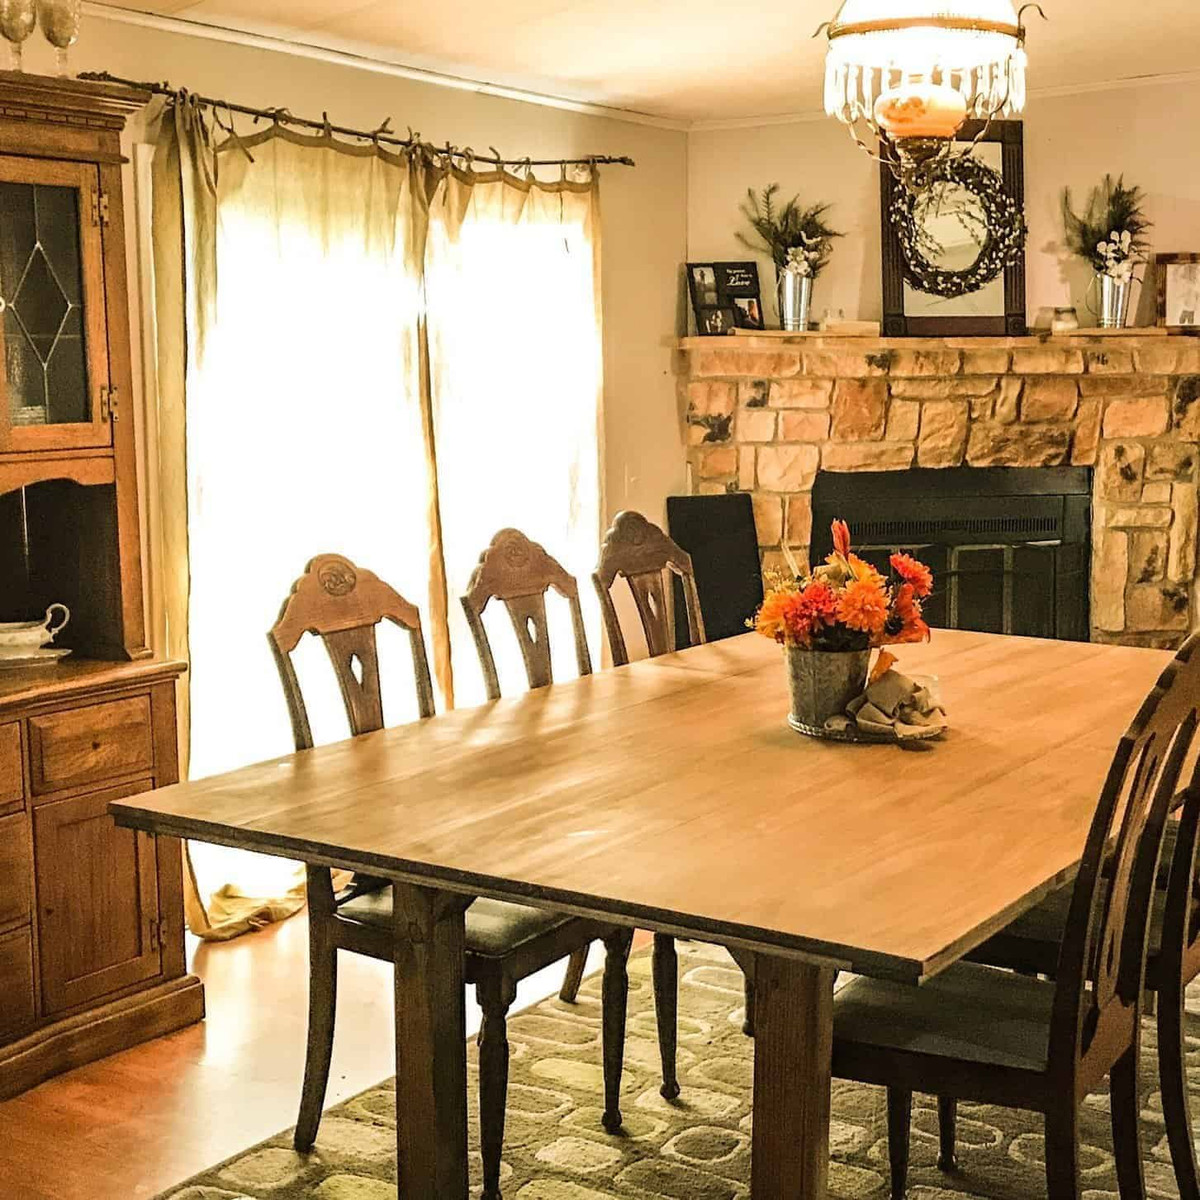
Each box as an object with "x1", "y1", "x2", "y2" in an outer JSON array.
[
  {"x1": 392, "y1": 882, "x2": 472, "y2": 1200},
  {"x1": 750, "y1": 953, "x2": 837, "y2": 1200}
]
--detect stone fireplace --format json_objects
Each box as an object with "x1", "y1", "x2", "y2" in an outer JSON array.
[{"x1": 679, "y1": 334, "x2": 1200, "y2": 648}]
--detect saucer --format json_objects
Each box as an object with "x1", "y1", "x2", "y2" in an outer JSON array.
[{"x1": 0, "y1": 648, "x2": 72, "y2": 670}]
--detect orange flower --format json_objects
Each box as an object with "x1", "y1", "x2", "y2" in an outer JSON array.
[
  {"x1": 754, "y1": 588, "x2": 795, "y2": 643},
  {"x1": 888, "y1": 582, "x2": 931, "y2": 645},
  {"x1": 789, "y1": 581, "x2": 838, "y2": 643},
  {"x1": 848, "y1": 554, "x2": 885, "y2": 586},
  {"x1": 890, "y1": 552, "x2": 933, "y2": 599},
  {"x1": 837, "y1": 576, "x2": 889, "y2": 637},
  {"x1": 831, "y1": 518, "x2": 851, "y2": 558}
]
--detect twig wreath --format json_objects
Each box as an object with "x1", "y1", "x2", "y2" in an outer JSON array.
[{"x1": 889, "y1": 156, "x2": 1027, "y2": 299}]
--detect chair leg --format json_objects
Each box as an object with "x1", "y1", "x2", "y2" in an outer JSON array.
[
  {"x1": 601, "y1": 929, "x2": 634, "y2": 1133},
  {"x1": 1160, "y1": 978, "x2": 1200, "y2": 1200},
  {"x1": 477, "y1": 975, "x2": 516, "y2": 1200},
  {"x1": 294, "y1": 924, "x2": 337, "y2": 1152},
  {"x1": 937, "y1": 1096, "x2": 959, "y2": 1172},
  {"x1": 886, "y1": 1087, "x2": 912, "y2": 1200},
  {"x1": 559, "y1": 947, "x2": 589, "y2": 1003},
  {"x1": 1044, "y1": 1105, "x2": 1080, "y2": 1200},
  {"x1": 1111, "y1": 1041, "x2": 1147, "y2": 1200},
  {"x1": 651, "y1": 933, "x2": 681, "y2": 1100}
]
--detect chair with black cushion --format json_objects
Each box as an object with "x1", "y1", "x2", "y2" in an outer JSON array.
[
  {"x1": 830, "y1": 633, "x2": 1200, "y2": 1200},
  {"x1": 944, "y1": 637, "x2": 1200, "y2": 1200},
  {"x1": 271, "y1": 553, "x2": 633, "y2": 1200},
  {"x1": 578, "y1": 510, "x2": 751, "y2": 1101},
  {"x1": 666, "y1": 492, "x2": 764, "y2": 647}
]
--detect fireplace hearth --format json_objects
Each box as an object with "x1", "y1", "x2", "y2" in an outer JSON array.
[{"x1": 811, "y1": 467, "x2": 1091, "y2": 641}]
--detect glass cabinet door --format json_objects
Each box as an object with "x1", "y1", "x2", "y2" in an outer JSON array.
[{"x1": 0, "y1": 156, "x2": 110, "y2": 452}]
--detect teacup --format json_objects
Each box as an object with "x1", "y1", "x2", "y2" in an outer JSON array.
[{"x1": 0, "y1": 604, "x2": 70, "y2": 656}]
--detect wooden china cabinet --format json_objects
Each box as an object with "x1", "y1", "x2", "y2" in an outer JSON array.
[{"x1": 0, "y1": 72, "x2": 202, "y2": 1099}]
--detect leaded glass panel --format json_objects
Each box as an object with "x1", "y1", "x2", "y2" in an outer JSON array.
[{"x1": 0, "y1": 180, "x2": 89, "y2": 426}]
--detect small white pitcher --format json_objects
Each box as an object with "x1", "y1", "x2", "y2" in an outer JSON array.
[{"x1": 0, "y1": 604, "x2": 70, "y2": 656}]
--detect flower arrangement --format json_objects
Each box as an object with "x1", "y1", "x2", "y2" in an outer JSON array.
[
  {"x1": 753, "y1": 520, "x2": 933, "y2": 652},
  {"x1": 738, "y1": 184, "x2": 842, "y2": 277},
  {"x1": 1062, "y1": 175, "x2": 1152, "y2": 283}
]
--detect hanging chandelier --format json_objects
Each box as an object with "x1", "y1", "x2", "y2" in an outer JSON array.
[{"x1": 821, "y1": 1, "x2": 1040, "y2": 183}]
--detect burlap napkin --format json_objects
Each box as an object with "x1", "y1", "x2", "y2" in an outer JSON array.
[{"x1": 826, "y1": 668, "x2": 948, "y2": 741}]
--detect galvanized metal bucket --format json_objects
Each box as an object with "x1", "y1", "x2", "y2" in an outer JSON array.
[
  {"x1": 777, "y1": 271, "x2": 813, "y2": 332},
  {"x1": 1097, "y1": 273, "x2": 1132, "y2": 329},
  {"x1": 785, "y1": 646, "x2": 870, "y2": 733}
]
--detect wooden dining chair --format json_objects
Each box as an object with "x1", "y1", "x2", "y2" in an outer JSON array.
[
  {"x1": 271, "y1": 553, "x2": 633, "y2": 1200},
  {"x1": 830, "y1": 633, "x2": 1200, "y2": 1200},
  {"x1": 569, "y1": 509, "x2": 733, "y2": 1102},
  {"x1": 944, "y1": 635, "x2": 1200, "y2": 1200},
  {"x1": 460, "y1": 526, "x2": 593, "y2": 701}
]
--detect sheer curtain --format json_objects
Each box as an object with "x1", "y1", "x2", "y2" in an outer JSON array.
[
  {"x1": 426, "y1": 171, "x2": 605, "y2": 703},
  {"x1": 148, "y1": 114, "x2": 604, "y2": 939}
]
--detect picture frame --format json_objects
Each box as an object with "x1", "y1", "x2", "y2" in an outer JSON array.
[
  {"x1": 880, "y1": 120, "x2": 1027, "y2": 337},
  {"x1": 1155, "y1": 254, "x2": 1200, "y2": 330},
  {"x1": 688, "y1": 261, "x2": 764, "y2": 334}
]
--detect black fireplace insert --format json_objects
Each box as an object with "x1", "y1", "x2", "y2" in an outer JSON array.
[{"x1": 810, "y1": 467, "x2": 1091, "y2": 642}]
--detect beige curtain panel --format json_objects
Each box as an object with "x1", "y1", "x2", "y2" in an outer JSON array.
[{"x1": 147, "y1": 105, "x2": 603, "y2": 941}]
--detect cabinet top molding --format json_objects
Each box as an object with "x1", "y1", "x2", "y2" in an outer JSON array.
[{"x1": 0, "y1": 69, "x2": 149, "y2": 131}]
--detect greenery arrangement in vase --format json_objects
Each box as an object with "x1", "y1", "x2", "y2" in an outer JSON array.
[
  {"x1": 1062, "y1": 175, "x2": 1152, "y2": 328},
  {"x1": 738, "y1": 184, "x2": 842, "y2": 331}
]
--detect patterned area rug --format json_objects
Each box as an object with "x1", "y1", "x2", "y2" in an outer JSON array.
[{"x1": 159, "y1": 942, "x2": 1194, "y2": 1199}]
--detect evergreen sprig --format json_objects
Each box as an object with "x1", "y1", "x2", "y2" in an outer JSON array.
[
  {"x1": 1062, "y1": 175, "x2": 1153, "y2": 274},
  {"x1": 737, "y1": 184, "x2": 843, "y2": 275}
]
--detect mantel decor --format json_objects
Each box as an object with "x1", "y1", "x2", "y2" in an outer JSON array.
[
  {"x1": 1063, "y1": 174, "x2": 1152, "y2": 330},
  {"x1": 737, "y1": 185, "x2": 842, "y2": 332},
  {"x1": 882, "y1": 120, "x2": 1027, "y2": 336}
]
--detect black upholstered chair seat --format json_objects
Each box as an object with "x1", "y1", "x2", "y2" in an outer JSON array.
[
  {"x1": 339, "y1": 890, "x2": 575, "y2": 958},
  {"x1": 833, "y1": 962, "x2": 1055, "y2": 1074},
  {"x1": 973, "y1": 872, "x2": 1172, "y2": 978}
]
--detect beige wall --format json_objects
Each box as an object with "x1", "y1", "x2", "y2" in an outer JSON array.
[
  {"x1": 24, "y1": 12, "x2": 689, "y2": 527},
  {"x1": 687, "y1": 78, "x2": 1200, "y2": 330}
]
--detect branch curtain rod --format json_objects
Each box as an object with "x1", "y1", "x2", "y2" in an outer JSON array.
[{"x1": 78, "y1": 71, "x2": 636, "y2": 169}]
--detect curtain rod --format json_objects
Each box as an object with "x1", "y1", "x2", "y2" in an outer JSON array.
[{"x1": 78, "y1": 71, "x2": 636, "y2": 169}]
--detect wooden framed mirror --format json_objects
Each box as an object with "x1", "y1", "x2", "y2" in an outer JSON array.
[{"x1": 881, "y1": 120, "x2": 1027, "y2": 337}]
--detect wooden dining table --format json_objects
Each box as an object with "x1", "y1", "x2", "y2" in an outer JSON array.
[{"x1": 111, "y1": 629, "x2": 1173, "y2": 1199}]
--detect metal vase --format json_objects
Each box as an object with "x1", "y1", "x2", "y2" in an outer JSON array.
[
  {"x1": 785, "y1": 646, "x2": 870, "y2": 733},
  {"x1": 777, "y1": 271, "x2": 813, "y2": 332},
  {"x1": 1097, "y1": 273, "x2": 1133, "y2": 329}
]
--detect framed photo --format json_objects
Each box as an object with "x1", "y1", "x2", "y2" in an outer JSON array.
[
  {"x1": 695, "y1": 306, "x2": 737, "y2": 336},
  {"x1": 688, "y1": 261, "x2": 763, "y2": 334},
  {"x1": 1156, "y1": 254, "x2": 1200, "y2": 330}
]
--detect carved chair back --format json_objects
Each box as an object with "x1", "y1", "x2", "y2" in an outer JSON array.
[
  {"x1": 1051, "y1": 633, "x2": 1200, "y2": 1086},
  {"x1": 460, "y1": 528, "x2": 592, "y2": 702},
  {"x1": 593, "y1": 511, "x2": 707, "y2": 666},
  {"x1": 268, "y1": 553, "x2": 435, "y2": 751}
]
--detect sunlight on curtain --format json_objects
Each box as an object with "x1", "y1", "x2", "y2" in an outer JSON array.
[
  {"x1": 426, "y1": 175, "x2": 604, "y2": 704},
  {"x1": 184, "y1": 134, "x2": 432, "y2": 909}
]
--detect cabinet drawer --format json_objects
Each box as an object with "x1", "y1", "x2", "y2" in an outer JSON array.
[
  {"x1": 0, "y1": 722, "x2": 21, "y2": 809},
  {"x1": 29, "y1": 696, "x2": 154, "y2": 795},
  {"x1": 0, "y1": 926, "x2": 35, "y2": 1040},
  {"x1": 0, "y1": 811, "x2": 31, "y2": 927}
]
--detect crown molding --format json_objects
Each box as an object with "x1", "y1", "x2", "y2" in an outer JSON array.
[{"x1": 84, "y1": 4, "x2": 692, "y2": 132}]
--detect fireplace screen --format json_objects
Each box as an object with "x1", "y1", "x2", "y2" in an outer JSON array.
[{"x1": 810, "y1": 467, "x2": 1091, "y2": 642}]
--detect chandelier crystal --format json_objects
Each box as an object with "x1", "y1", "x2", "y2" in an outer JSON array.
[{"x1": 824, "y1": 1, "x2": 1028, "y2": 144}]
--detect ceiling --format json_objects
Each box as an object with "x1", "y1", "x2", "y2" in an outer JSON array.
[{"x1": 98, "y1": 1, "x2": 1200, "y2": 124}]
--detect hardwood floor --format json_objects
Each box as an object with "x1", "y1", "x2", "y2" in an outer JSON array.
[{"x1": 0, "y1": 909, "x2": 602, "y2": 1200}]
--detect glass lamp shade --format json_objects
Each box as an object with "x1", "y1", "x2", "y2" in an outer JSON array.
[{"x1": 824, "y1": 0, "x2": 1026, "y2": 128}]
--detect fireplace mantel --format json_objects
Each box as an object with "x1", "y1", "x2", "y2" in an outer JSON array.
[{"x1": 678, "y1": 331, "x2": 1200, "y2": 647}]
